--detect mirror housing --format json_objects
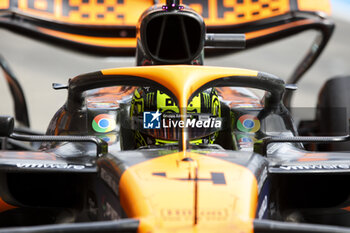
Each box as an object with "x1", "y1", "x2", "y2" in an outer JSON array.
[
  {"x1": 205, "y1": 34, "x2": 245, "y2": 49},
  {"x1": 0, "y1": 116, "x2": 14, "y2": 137}
]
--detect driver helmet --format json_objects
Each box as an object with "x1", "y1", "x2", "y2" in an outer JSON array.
[{"x1": 130, "y1": 87, "x2": 221, "y2": 148}]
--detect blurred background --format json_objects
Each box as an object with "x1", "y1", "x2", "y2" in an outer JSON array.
[{"x1": 0, "y1": 0, "x2": 350, "y2": 131}]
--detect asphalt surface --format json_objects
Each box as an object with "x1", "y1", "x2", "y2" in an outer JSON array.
[{"x1": 0, "y1": 15, "x2": 350, "y2": 131}]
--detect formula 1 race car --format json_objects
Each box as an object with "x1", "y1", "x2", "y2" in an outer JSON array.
[{"x1": 2, "y1": 0, "x2": 350, "y2": 233}]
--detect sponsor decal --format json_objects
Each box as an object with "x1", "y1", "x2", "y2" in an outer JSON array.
[
  {"x1": 237, "y1": 114, "x2": 260, "y2": 133},
  {"x1": 278, "y1": 164, "x2": 350, "y2": 170},
  {"x1": 92, "y1": 114, "x2": 116, "y2": 133},
  {"x1": 160, "y1": 208, "x2": 228, "y2": 221},
  {"x1": 16, "y1": 163, "x2": 85, "y2": 169}
]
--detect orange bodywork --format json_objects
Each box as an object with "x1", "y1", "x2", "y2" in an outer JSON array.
[
  {"x1": 0, "y1": 0, "x2": 331, "y2": 49},
  {"x1": 245, "y1": 19, "x2": 313, "y2": 40},
  {"x1": 37, "y1": 27, "x2": 137, "y2": 48},
  {"x1": 217, "y1": 87, "x2": 262, "y2": 108},
  {"x1": 0, "y1": 0, "x2": 9, "y2": 9},
  {"x1": 297, "y1": 0, "x2": 331, "y2": 15},
  {"x1": 99, "y1": 66, "x2": 259, "y2": 232},
  {"x1": 202, "y1": 0, "x2": 290, "y2": 26},
  {"x1": 86, "y1": 86, "x2": 136, "y2": 108},
  {"x1": 0, "y1": 0, "x2": 328, "y2": 26},
  {"x1": 119, "y1": 152, "x2": 258, "y2": 233},
  {"x1": 0, "y1": 0, "x2": 331, "y2": 26},
  {"x1": 297, "y1": 152, "x2": 328, "y2": 162},
  {"x1": 102, "y1": 65, "x2": 258, "y2": 151},
  {"x1": 102, "y1": 65, "x2": 258, "y2": 114},
  {"x1": 37, "y1": 17, "x2": 319, "y2": 49}
]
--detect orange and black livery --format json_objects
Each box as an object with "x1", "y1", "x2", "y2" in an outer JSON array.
[{"x1": 1, "y1": 0, "x2": 350, "y2": 233}]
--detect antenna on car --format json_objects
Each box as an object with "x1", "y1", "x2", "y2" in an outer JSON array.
[{"x1": 165, "y1": 0, "x2": 180, "y2": 9}]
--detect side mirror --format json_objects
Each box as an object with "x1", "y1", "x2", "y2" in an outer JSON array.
[
  {"x1": 205, "y1": 33, "x2": 246, "y2": 49},
  {"x1": 0, "y1": 116, "x2": 14, "y2": 137}
]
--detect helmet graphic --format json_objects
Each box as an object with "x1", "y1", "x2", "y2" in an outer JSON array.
[{"x1": 130, "y1": 87, "x2": 221, "y2": 148}]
